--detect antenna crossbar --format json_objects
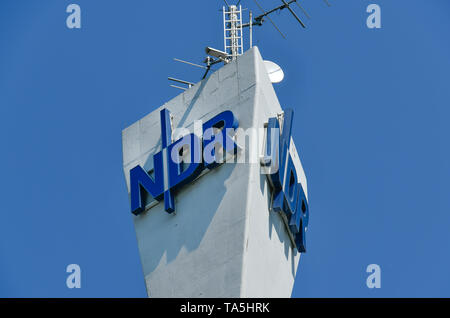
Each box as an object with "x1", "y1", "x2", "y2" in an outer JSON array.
[
  {"x1": 173, "y1": 58, "x2": 208, "y2": 69},
  {"x1": 281, "y1": 0, "x2": 306, "y2": 28},
  {"x1": 251, "y1": 0, "x2": 306, "y2": 29},
  {"x1": 168, "y1": 77, "x2": 195, "y2": 88}
]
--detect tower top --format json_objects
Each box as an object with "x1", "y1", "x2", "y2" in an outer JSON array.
[{"x1": 169, "y1": 1, "x2": 331, "y2": 88}]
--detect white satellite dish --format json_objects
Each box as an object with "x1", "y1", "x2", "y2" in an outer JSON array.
[{"x1": 264, "y1": 60, "x2": 284, "y2": 84}]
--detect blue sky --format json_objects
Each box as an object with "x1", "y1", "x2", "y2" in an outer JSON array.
[{"x1": 0, "y1": 0, "x2": 449, "y2": 297}]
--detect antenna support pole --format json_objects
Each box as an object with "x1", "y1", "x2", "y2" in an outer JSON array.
[{"x1": 249, "y1": 11, "x2": 253, "y2": 49}]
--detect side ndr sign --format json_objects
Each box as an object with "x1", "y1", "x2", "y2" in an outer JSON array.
[
  {"x1": 261, "y1": 108, "x2": 309, "y2": 252},
  {"x1": 129, "y1": 108, "x2": 309, "y2": 252}
]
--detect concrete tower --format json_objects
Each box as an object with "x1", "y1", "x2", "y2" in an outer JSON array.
[{"x1": 122, "y1": 47, "x2": 308, "y2": 297}]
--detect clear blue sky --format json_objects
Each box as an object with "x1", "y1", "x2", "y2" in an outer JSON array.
[{"x1": 1, "y1": 0, "x2": 449, "y2": 297}]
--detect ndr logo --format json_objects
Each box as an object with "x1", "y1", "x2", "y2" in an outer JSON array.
[
  {"x1": 129, "y1": 108, "x2": 309, "y2": 252},
  {"x1": 130, "y1": 108, "x2": 239, "y2": 215}
]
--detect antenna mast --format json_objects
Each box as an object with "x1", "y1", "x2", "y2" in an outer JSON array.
[{"x1": 223, "y1": 5, "x2": 244, "y2": 61}]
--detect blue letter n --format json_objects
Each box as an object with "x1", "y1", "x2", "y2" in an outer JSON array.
[{"x1": 129, "y1": 157, "x2": 164, "y2": 215}]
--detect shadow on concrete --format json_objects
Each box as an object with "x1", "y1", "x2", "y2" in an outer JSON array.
[{"x1": 260, "y1": 172, "x2": 298, "y2": 278}]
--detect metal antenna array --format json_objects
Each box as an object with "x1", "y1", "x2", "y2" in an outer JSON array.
[
  {"x1": 247, "y1": 0, "x2": 309, "y2": 39},
  {"x1": 168, "y1": 0, "x2": 331, "y2": 90}
]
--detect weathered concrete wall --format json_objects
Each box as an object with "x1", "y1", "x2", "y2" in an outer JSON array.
[{"x1": 122, "y1": 47, "x2": 307, "y2": 297}]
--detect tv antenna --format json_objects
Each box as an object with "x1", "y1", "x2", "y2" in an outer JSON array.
[{"x1": 168, "y1": 0, "x2": 331, "y2": 90}]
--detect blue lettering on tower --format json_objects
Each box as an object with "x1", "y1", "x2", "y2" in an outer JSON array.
[
  {"x1": 129, "y1": 109, "x2": 239, "y2": 216},
  {"x1": 262, "y1": 108, "x2": 309, "y2": 253}
]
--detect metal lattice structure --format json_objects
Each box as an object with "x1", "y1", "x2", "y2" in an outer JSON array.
[{"x1": 223, "y1": 5, "x2": 243, "y2": 61}]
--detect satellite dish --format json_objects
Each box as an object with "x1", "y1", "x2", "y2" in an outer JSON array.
[{"x1": 264, "y1": 60, "x2": 284, "y2": 84}]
